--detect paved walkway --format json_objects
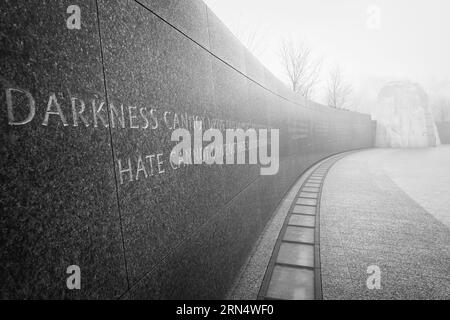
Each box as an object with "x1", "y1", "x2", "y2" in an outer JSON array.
[
  {"x1": 256, "y1": 154, "x2": 347, "y2": 300},
  {"x1": 320, "y1": 147, "x2": 450, "y2": 299},
  {"x1": 229, "y1": 154, "x2": 345, "y2": 300}
]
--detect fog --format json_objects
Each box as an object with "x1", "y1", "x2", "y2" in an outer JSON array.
[{"x1": 204, "y1": 0, "x2": 450, "y2": 114}]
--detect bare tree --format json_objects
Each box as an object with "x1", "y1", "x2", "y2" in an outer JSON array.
[
  {"x1": 279, "y1": 39, "x2": 322, "y2": 101},
  {"x1": 327, "y1": 65, "x2": 352, "y2": 109},
  {"x1": 241, "y1": 28, "x2": 266, "y2": 57},
  {"x1": 231, "y1": 21, "x2": 267, "y2": 58}
]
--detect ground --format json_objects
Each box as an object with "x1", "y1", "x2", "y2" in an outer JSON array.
[{"x1": 320, "y1": 146, "x2": 450, "y2": 299}]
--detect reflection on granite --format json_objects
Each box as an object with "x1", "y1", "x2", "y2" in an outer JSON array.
[{"x1": 0, "y1": 0, "x2": 374, "y2": 299}]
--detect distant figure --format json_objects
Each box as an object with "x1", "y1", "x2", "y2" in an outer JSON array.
[{"x1": 374, "y1": 81, "x2": 441, "y2": 147}]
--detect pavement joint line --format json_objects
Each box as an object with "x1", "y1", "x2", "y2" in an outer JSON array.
[
  {"x1": 281, "y1": 239, "x2": 315, "y2": 245},
  {"x1": 287, "y1": 223, "x2": 315, "y2": 228},
  {"x1": 294, "y1": 203, "x2": 317, "y2": 207},
  {"x1": 296, "y1": 198, "x2": 318, "y2": 201},
  {"x1": 299, "y1": 195, "x2": 318, "y2": 199},
  {"x1": 257, "y1": 151, "x2": 354, "y2": 300},
  {"x1": 291, "y1": 208, "x2": 316, "y2": 216},
  {"x1": 273, "y1": 262, "x2": 316, "y2": 271},
  {"x1": 292, "y1": 202, "x2": 317, "y2": 208},
  {"x1": 291, "y1": 211, "x2": 316, "y2": 217},
  {"x1": 289, "y1": 212, "x2": 316, "y2": 217}
]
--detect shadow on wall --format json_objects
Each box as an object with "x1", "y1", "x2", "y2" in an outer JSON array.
[{"x1": 373, "y1": 81, "x2": 441, "y2": 148}]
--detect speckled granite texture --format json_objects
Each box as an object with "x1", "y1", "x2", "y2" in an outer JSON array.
[
  {"x1": 0, "y1": 0, "x2": 374, "y2": 299},
  {"x1": 0, "y1": 0, "x2": 128, "y2": 299},
  {"x1": 320, "y1": 149, "x2": 450, "y2": 299}
]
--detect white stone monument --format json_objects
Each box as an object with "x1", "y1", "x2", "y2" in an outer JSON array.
[{"x1": 374, "y1": 81, "x2": 441, "y2": 147}]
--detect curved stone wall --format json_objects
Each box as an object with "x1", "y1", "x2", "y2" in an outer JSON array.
[{"x1": 0, "y1": 0, "x2": 374, "y2": 299}]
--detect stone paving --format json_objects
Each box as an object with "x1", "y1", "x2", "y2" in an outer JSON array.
[
  {"x1": 320, "y1": 148, "x2": 450, "y2": 299},
  {"x1": 257, "y1": 154, "x2": 348, "y2": 300},
  {"x1": 369, "y1": 146, "x2": 450, "y2": 227}
]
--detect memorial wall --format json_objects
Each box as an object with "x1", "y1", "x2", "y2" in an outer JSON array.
[{"x1": 0, "y1": 0, "x2": 374, "y2": 299}]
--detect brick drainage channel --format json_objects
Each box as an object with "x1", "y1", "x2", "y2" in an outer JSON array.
[{"x1": 257, "y1": 153, "x2": 350, "y2": 300}]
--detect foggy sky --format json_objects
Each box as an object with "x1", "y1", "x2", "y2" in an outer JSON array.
[{"x1": 204, "y1": 0, "x2": 450, "y2": 106}]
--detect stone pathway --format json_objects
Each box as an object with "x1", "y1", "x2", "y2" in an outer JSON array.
[
  {"x1": 234, "y1": 147, "x2": 449, "y2": 300},
  {"x1": 257, "y1": 154, "x2": 348, "y2": 300},
  {"x1": 320, "y1": 148, "x2": 450, "y2": 299}
]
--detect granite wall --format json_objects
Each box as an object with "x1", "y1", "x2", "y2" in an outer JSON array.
[{"x1": 0, "y1": 0, "x2": 374, "y2": 299}]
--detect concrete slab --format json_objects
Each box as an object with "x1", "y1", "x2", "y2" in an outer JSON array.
[
  {"x1": 277, "y1": 242, "x2": 314, "y2": 267},
  {"x1": 289, "y1": 214, "x2": 315, "y2": 227},
  {"x1": 304, "y1": 182, "x2": 321, "y2": 188},
  {"x1": 297, "y1": 198, "x2": 317, "y2": 206},
  {"x1": 320, "y1": 148, "x2": 450, "y2": 300},
  {"x1": 266, "y1": 265, "x2": 314, "y2": 300},
  {"x1": 303, "y1": 186, "x2": 320, "y2": 193},
  {"x1": 299, "y1": 192, "x2": 318, "y2": 199},
  {"x1": 292, "y1": 205, "x2": 316, "y2": 215},
  {"x1": 284, "y1": 226, "x2": 315, "y2": 244}
]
